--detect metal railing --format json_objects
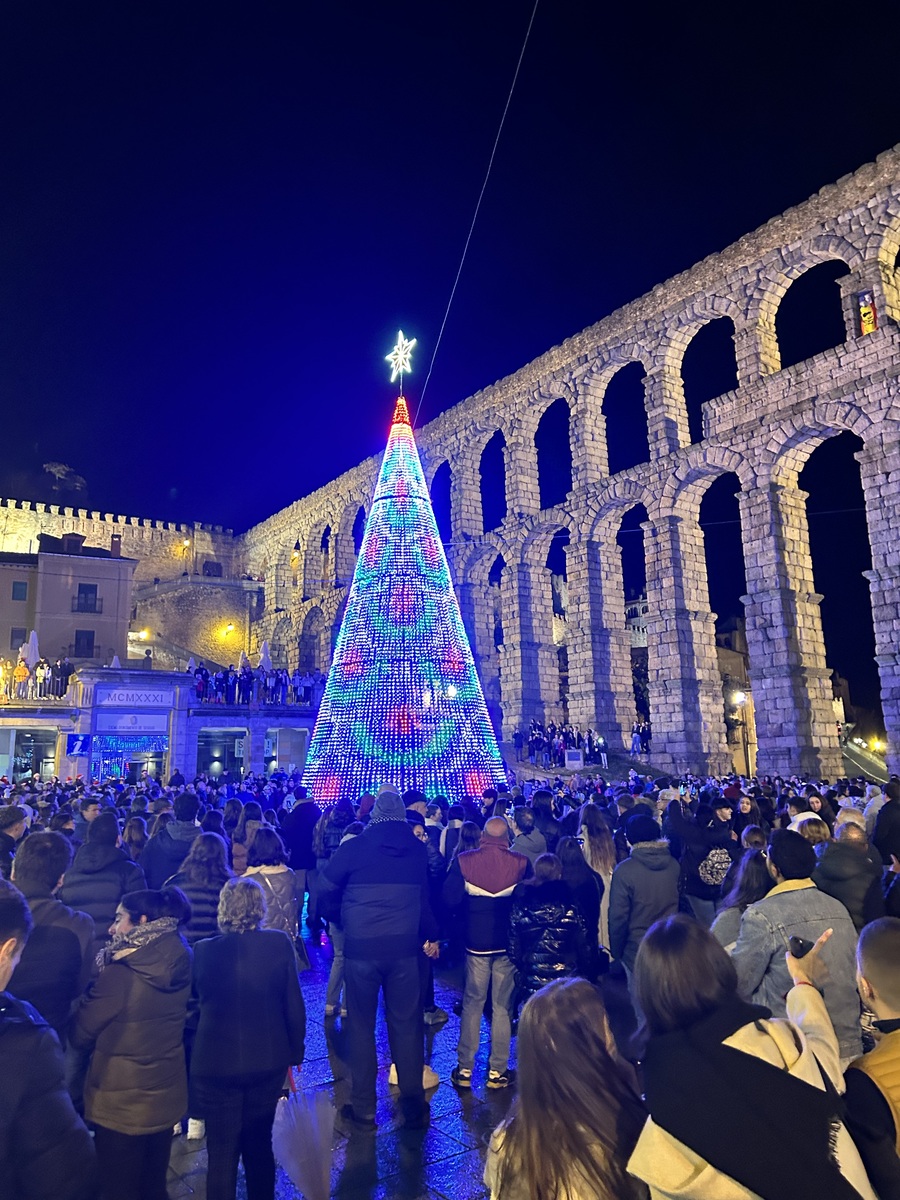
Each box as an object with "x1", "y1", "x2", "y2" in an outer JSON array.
[{"x1": 72, "y1": 596, "x2": 103, "y2": 613}]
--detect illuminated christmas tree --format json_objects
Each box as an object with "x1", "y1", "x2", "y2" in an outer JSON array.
[{"x1": 301, "y1": 334, "x2": 506, "y2": 801}]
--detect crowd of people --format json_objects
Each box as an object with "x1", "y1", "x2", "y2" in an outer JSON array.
[
  {"x1": 0, "y1": 654, "x2": 76, "y2": 701},
  {"x1": 192, "y1": 662, "x2": 327, "y2": 708},
  {"x1": 3, "y1": 763, "x2": 900, "y2": 1198},
  {"x1": 518, "y1": 710, "x2": 628, "y2": 768}
]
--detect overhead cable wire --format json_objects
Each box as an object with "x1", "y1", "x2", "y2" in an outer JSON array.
[{"x1": 414, "y1": 0, "x2": 540, "y2": 426}]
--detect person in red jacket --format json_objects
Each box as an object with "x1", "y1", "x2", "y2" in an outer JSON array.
[{"x1": 443, "y1": 816, "x2": 529, "y2": 1091}]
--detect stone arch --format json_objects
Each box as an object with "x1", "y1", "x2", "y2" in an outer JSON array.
[
  {"x1": 600, "y1": 361, "x2": 651, "y2": 475},
  {"x1": 479, "y1": 431, "x2": 508, "y2": 532},
  {"x1": 335, "y1": 501, "x2": 366, "y2": 586},
  {"x1": 764, "y1": 404, "x2": 879, "y2": 484},
  {"x1": 270, "y1": 616, "x2": 294, "y2": 670},
  {"x1": 429, "y1": 461, "x2": 453, "y2": 545},
  {"x1": 302, "y1": 518, "x2": 335, "y2": 598},
  {"x1": 677, "y1": 317, "x2": 740, "y2": 444},
  {"x1": 534, "y1": 398, "x2": 573, "y2": 509},
  {"x1": 298, "y1": 606, "x2": 326, "y2": 673},
  {"x1": 662, "y1": 444, "x2": 755, "y2": 517},
  {"x1": 774, "y1": 258, "x2": 851, "y2": 368}
]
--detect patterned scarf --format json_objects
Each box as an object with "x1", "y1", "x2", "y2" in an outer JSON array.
[{"x1": 97, "y1": 915, "x2": 179, "y2": 970}]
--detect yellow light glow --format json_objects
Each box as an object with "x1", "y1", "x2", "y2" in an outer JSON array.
[
  {"x1": 138, "y1": 630, "x2": 148, "y2": 641},
  {"x1": 225, "y1": 623, "x2": 234, "y2": 633},
  {"x1": 871, "y1": 739, "x2": 884, "y2": 753},
  {"x1": 732, "y1": 690, "x2": 747, "y2": 705},
  {"x1": 183, "y1": 538, "x2": 190, "y2": 547}
]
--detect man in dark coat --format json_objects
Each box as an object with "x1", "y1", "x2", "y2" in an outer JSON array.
[
  {"x1": 138, "y1": 792, "x2": 201, "y2": 889},
  {"x1": 609, "y1": 813, "x2": 680, "y2": 1032},
  {"x1": 320, "y1": 789, "x2": 438, "y2": 1129},
  {"x1": 813, "y1": 822, "x2": 885, "y2": 933},
  {"x1": 0, "y1": 878, "x2": 99, "y2": 1199},
  {"x1": 280, "y1": 787, "x2": 321, "y2": 926},
  {"x1": 873, "y1": 779, "x2": 900, "y2": 867},
  {"x1": 0, "y1": 804, "x2": 27, "y2": 879},
  {"x1": 59, "y1": 814, "x2": 145, "y2": 961},
  {"x1": 9, "y1": 832, "x2": 94, "y2": 1042}
]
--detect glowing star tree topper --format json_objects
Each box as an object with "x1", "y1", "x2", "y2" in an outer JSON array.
[
  {"x1": 385, "y1": 330, "x2": 417, "y2": 387},
  {"x1": 301, "y1": 357, "x2": 506, "y2": 803}
]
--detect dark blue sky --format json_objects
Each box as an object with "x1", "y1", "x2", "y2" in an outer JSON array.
[
  {"x1": 2, "y1": 1, "x2": 899, "y2": 714},
  {"x1": 2, "y1": 0, "x2": 898, "y2": 529}
]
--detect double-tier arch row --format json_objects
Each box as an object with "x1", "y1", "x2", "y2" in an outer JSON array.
[{"x1": 241, "y1": 147, "x2": 900, "y2": 775}]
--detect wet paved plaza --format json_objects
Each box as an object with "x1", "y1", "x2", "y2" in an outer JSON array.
[{"x1": 167, "y1": 932, "x2": 636, "y2": 1199}]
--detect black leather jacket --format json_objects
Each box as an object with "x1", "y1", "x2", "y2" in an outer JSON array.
[{"x1": 508, "y1": 879, "x2": 598, "y2": 998}]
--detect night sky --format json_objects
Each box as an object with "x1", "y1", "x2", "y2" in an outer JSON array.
[{"x1": 2, "y1": 2, "x2": 899, "y2": 719}]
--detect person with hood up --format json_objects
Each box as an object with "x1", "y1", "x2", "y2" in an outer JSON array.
[
  {"x1": 139, "y1": 792, "x2": 202, "y2": 889},
  {"x1": 608, "y1": 813, "x2": 679, "y2": 1029},
  {"x1": 319, "y1": 788, "x2": 439, "y2": 1129},
  {"x1": 72, "y1": 886, "x2": 192, "y2": 1200},
  {"x1": 59, "y1": 813, "x2": 145, "y2": 963}
]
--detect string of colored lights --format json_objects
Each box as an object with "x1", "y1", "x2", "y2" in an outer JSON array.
[{"x1": 302, "y1": 396, "x2": 506, "y2": 802}]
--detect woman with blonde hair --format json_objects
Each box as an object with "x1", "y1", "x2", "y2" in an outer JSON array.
[
  {"x1": 578, "y1": 802, "x2": 616, "y2": 947},
  {"x1": 485, "y1": 977, "x2": 646, "y2": 1199},
  {"x1": 190, "y1": 877, "x2": 306, "y2": 1200}
]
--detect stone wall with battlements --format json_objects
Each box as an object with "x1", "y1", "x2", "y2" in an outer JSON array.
[{"x1": 0, "y1": 500, "x2": 236, "y2": 585}]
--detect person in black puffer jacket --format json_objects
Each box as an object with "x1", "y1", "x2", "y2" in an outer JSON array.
[
  {"x1": 664, "y1": 796, "x2": 742, "y2": 926},
  {"x1": 59, "y1": 814, "x2": 145, "y2": 963},
  {"x1": 812, "y1": 822, "x2": 884, "y2": 933},
  {"x1": 508, "y1": 854, "x2": 600, "y2": 1003},
  {"x1": 166, "y1": 832, "x2": 233, "y2": 947}
]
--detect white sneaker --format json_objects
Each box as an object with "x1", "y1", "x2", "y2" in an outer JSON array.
[
  {"x1": 388, "y1": 1062, "x2": 439, "y2": 1088},
  {"x1": 186, "y1": 1119, "x2": 205, "y2": 1140}
]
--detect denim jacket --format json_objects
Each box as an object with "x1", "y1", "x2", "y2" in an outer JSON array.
[{"x1": 731, "y1": 878, "x2": 862, "y2": 1060}]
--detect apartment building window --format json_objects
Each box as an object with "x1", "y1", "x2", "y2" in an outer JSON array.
[
  {"x1": 73, "y1": 584, "x2": 101, "y2": 613},
  {"x1": 11, "y1": 581, "x2": 27, "y2": 601},
  {"x1": 10, "y1": 627, "x2": 26, "y2": 651},
  {"x1": 73, "y1": 630, "x2": 95, "y2": 658}
]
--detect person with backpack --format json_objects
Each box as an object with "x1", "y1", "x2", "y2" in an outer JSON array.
[{"x1": 664, "y1": 795, "x2": 742, "y2": 926}]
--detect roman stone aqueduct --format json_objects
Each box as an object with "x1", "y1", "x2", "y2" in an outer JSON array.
[
  {"x1": 2, "y1": 147, "x2": 899, "y2": 778},
  {"x1": 242, "y1": 147, "x2": 900, "y2": 780}
]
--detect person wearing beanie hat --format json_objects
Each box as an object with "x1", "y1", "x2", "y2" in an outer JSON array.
[
  {"x1": 319, "y1": 784, "x2": 440, "y2": 1130},
  {"x1": 609, "y1": 809, "x2": 679, "y2": 1046}
]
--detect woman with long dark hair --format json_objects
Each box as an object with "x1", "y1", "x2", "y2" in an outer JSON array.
[
  {"x1": 230, "y1": 800, "x2": 263, "y2": 875},
  {"x1": 710, "y1": 848, "x2": 773, "y2": 951},
  {"x1": 122, "y1": 815, "x2": 148, "y2": 862},
  {"x1": 167, "y1": 832, "x2": 233, "y2": 946},
  {"x1": 484, "y1": 977, "x2": 646, "y2": 1199},
  {"x1": 628, "y1": 915, "x2": 876, "y2": 1199},
  {"x1": 578, "y1": 803, "x2": 616, "y2": 947},
  {"x1": 557, "y1": 835, "x2": 603, "y2": 945},
  {"x1": 72, "y1": 887, "x2": 192, "y2": 1200}
]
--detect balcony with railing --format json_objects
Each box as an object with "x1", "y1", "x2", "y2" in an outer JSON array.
[{"x1": 72, "y1": 595, "x2": 103, "y2": 613}]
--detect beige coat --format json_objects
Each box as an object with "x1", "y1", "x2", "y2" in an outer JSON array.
[
  {"x1": 485, "y1": 1124, "x2": 647, "y2": 1200},
  {"x1": 627, "y1": 985, "x2": 877, "y2": 1199}
]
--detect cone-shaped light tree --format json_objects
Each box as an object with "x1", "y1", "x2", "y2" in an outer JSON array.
[{"x1": 302, "y1": 348, "x2": 506, "y2": 801}]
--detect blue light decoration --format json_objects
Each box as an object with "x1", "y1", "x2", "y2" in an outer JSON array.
[{"x1": 302, "y1": 395, "x2": 506, "y2": 802}]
